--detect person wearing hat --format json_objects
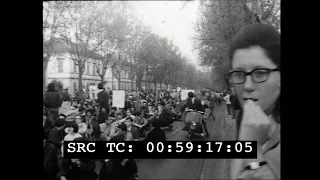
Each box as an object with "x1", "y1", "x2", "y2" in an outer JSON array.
[{"x1": 97, "y1": 82, "x2": 110, "y2": 116}]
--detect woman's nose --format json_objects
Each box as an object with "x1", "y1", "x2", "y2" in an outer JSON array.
[{"x1": 243, "y1": 75, "x2": 255, "y2": 91}]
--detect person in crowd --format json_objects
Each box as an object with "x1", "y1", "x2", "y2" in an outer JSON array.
[
  {"x1": 98, "y1": 107, "x2": 109, "y2": 124},
  {"x1": 59, "y1": 88, "x2": 71, "y2": 115},
  {"x1": 228, "y1": 24, "x2": 280, "y2": 179},
  {"x1": 88, "y1": 123, "x2": 107, "y2": 141},
  {"x1": 63, "y1": 122, "x2": 82, "y2": 141},
  {"x1": 144, "y1": 113, "x2": 166, "y2": 141},
  {"x1": 57, "y1": 137, "x2": 98, "y2": 180},
  {"x1": 99, "y1": 117, "x2": 113, "y2": 140},
  {"x1": 75, "y1": 115, "x2": 87, "y2": 135},
  {"x1": 133, "y1": 110, "x2": 149, "y2": 137},
  {"x1": 43, "y1": 110, "x2": 54, "y2": 134},
  {"x1": 208, "y1": 91, "x2": 216, "y2": 120},
  {"x1": 125, "y1": 116, "x2": 140, "y2": 141},
  {"x1": 44, "y1": 82, "x2": 63, "y2": 123},
  {"x1": 97, "y1": 82, "x2": 110, "y2": 116},
  {"x1": 109, "y1": 107, "x2": 117, "y2": 118},
  {"x1": 64, "y1": 105, "x2": 85, "y2": 122},
  {"x1": 224, "y1": 92, "x2": 232, "y2": 116},
  {"x1": 84, "y1": 108, "x2": 95, "y2": 125},
  {"x1": 47, "y1": 117, "x2": 65, "y2": 151},
  {"x1": 180, "y1": 92, "x2": 209, "y2": 137},
  {"x1": 44, "y1": 130, "x2": 59, "y2": 180}
]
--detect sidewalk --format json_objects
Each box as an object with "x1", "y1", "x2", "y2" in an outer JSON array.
[{"x1": 199, "y1": 104, "x2": 236, "y2": 179}]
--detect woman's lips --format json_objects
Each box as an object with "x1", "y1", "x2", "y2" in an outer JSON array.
[{"x1": 242, "y1": 97, "x2": 258, "y2": 101}]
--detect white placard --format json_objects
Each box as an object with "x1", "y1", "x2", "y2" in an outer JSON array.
[
  {"x1": 89, "y1": 85, "x2": 99, "y2": 100},
  {"x1": 181, "y1": 90, "x2": 194, "y2": 101},
  {"x1": 177, "y1": 87, "x2": 181, "y2": 92},
  {"x1": 112, "y1": 90, "x2": 125, "y2": 108}
]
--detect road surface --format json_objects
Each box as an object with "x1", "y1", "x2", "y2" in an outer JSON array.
[{"x1": 137, "y1": 104, "x2": 231, "y2": 179}]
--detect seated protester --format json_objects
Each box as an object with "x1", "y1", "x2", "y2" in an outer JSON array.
[
  {"x1": 85, "y1": 108, "x2": 95, "y2": 125},
  {"x1": 157, "y1": 105, "x2": 174, "y2": 129},
  {"x1": 94, "y1": 105, "x2": 100, "y2": 117},
  {"x1": 44, "y1": 130, "x2": 59, "y2": 180},
  {"x1": 98, "y1": 107, "x2": 108, "y2": 124},
  {"x1": 144, "y1": 118, "x2": 166, "y2": 141},
  {"x1": 133, "y1": 110, "x2": 149, "y2": 137},
  {"x1": 99, "y1": 117, "x2": 113, "y2": 140},
  {"x1": 57, "y1": 137, "x2": 98, "y2": 180},
  {"x1": 124, "y1": 117, "x2": 140, "y2": 141},
  {"x1": 126, "y1": 109, "x2": 135, "y2": 119},
  {"x1": 99, "y1": 131, "x2": 137, "y2": 180},
  {"x1": 108, "y1": 123, "x2": 132, "y2": 141},
  {"x1": 64, "y1": 105, "x2": 86, "y2": 122},
  {"x1": 109, "y1": 107, "x2": 117, "y2": 118},
  {"x1": 43, "y1": 111, "x2": 54, "y2": 135},
  {"x1": 87, "y1": 124, "x2": 107, "y2": 141},
  {"x1": 75, "y1": 115, "x2": 87, "y2": 135},
  {"x1": 63, "y1": 122, "x2": 82, "y2": 141},
  {"x1": 47, "y1": 117, "x2": 66, "y2": 151}
]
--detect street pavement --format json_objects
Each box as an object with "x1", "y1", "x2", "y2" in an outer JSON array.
[{"x1": 137, "y1": 104, "x2": 231, "y2": 179}]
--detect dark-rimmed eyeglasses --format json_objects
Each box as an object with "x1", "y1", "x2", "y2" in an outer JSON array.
[{"x1": 229, "y1": 68, "x2": 280, "y2": 84}]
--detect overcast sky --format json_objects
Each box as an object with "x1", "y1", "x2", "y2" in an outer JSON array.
[{"x1": 131, "y1": 1, "x2": 200, "y2": 66}]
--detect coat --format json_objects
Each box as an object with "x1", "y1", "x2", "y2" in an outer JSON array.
[
  {"x1": 57, "y1": 159, "x2": 97, "y2": 180},
  {"x1": 44, "y1": 90, "x2": 63, "y2": 109},
  {"x1": 97, "y1": 90, "x2": 110, "y2": 112},
  {"x1": 233, "y1": 125, "x2": 281, "y2": 179},
  {"x1": 181, "y1": 97, "x2": 205, "y2": 112},
  {"x1": 44, "y1": 142, "x2": 59, "y2": 180}
]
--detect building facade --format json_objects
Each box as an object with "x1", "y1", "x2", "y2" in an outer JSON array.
[{"x1": 45, "y1": 39, "x2": 136, "y2": 96}]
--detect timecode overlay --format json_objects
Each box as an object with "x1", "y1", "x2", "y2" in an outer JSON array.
[{"x1": 63, "y1": 141, "x2": 257, "y2": 159}]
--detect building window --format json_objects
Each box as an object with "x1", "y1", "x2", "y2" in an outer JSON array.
[
  {"x1": 87, "y1": 62, "x2": 90, "y2": 75},
  {"x1": 57, "y1": 58, "x2": 64, "y2": 73},
  {"x1": 93, "y1": 64, "x2": 96, "y2": 76},
  {"x1": 74, "y1": 61, "x2": 77, "y2": 73}
]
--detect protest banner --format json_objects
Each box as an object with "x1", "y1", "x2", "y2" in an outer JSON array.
[{"x1": 112, "y1": 90, "x2": 125, "y2": 108}]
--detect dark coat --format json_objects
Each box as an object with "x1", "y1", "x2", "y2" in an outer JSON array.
[
  {"x1": 181, "y1": 98, "x2": 205, "y2": 112},
  {"x1": 47, "y1": 127, "x2": 66, "y2": 151},
  {"x1": 57, "y1": 159, "x2": 97, "y2": 180},
  {"x1": 128, "y1": 126, "x2": 140, "y2": 140},
  {"x1": 144, "y1": 127, "x2": 166, "y2": 141},
  {"x1": 44, "y1": 90, "x2": 63, "y2": 109},
  {"x1": 44, "y1": 142, "x2": 59, "y2": 180},
  {"x1": 97, "y1": 90, "x2": 110, "y2": 112},
  {"x1": 99, "y1": 159, "x2": 137, "y2": 180}
]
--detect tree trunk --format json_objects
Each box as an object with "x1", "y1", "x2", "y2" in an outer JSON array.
[
  {"x1": 131, "y1": 78, "x2": 134, "y2": 91},
  {"x1": 118, "y1": 73, "x2": 121, "y2": 90},
  {"x1": 153, "y1": 81, "x2": 157, "y2": 90},
  {"x1": 78, "y1": 62, "x2": 84, "y2": 90},
  {"x1": 100, "y1": 76, "x2": 104, "y2": 84},
  {"x1": 43, "y1": 56, "x2": 49, "y2": 92}
]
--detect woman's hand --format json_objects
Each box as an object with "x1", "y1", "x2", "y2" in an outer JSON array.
[{"x1": 239, "y1": 100, "x2": 272, "y2": 146}]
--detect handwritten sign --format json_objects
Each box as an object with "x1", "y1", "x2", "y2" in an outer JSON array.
[
  {"x1": 112, "y1": 90, "x2": 125, "y2": 108},
  {"x1": 181, "y1": 90, "x2": 194, "y2": 101}
]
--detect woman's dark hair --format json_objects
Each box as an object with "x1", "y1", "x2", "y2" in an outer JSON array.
[
  {"x1": 65, "y1": 122, "x2": 79, "y2": 133},
  {"x1": 228, "y1": 23, "x2": 280, "y2": 69},
  {"x1": 118, "y1": 123, "x2": 127, "y2": 132},
  {"x1": 78, "y1": 106, "x2": 86, "y2": 113},
  {"x1": 111, "y1": 107, "x2": 117, "y2": 111},
  {"x1": 86, "y1": 108, "x2": 94, "y2": 115},
  {"x1": 228, "y1": 24, "x2": 281, "y2": 139},
  {"x1": 55, "y1": 118, "x2": 65, "y2": 128},
  {"x1": 91, "y1": 124, "x2": 102, "y2": 140}
]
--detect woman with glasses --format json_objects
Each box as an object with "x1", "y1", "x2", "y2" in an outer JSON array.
[{"x1": 228, "y1": 24, "x2": 280, "y2": 179}]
